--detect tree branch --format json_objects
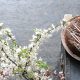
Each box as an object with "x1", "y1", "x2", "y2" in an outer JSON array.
[{"x1": 2, "y1": 48, "x2": 17, "y2": 66}]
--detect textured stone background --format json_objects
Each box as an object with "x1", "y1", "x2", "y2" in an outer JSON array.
[{"x1": 0, "y1": 0, "x2": 80, "y2": 79}]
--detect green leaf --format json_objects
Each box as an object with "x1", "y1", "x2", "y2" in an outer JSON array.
[
  {"x1": 18, "y1": 49, "x2": 30, "y2": 58},
  {"x1": 36, "y1": 60, "x2": 48, "y2": 69}
]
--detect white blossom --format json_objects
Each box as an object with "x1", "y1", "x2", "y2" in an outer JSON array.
[
  {"x1": 2, "y1": 45, "x2": 10, "y2": 54},
  {"x1": 51, "y1": 24, "x2": 55, "y2": 29},
  {"x1": 14, "y1": 53, "x2": 18, "y2": 60},
  {"x1": 11, "y1": 35, "x2": 15, "y2": 39},
  {"x1": 56, "y1": 26, "x2": 62, "y2": 32},
  {"x1": 20, "y1": 58, "x2": 26, "y2": 63},
  {"x1": 1, "y1": 57, "x2": 5, "y2": 61},
  {"x1": 28, "y1": 42, "x2": 35, "y2": 48},
  {"x1": 35, "y1": 31, "x2": 41, "y2": 35},
  {"x1": 48, "y1": 28, "x2": 52, "y2": 31},
  {"x1": 3, "y1": 68, "x2": 10, "y2": 76},
  {"x1": 23, "y1": 46, "x2": 27, "y2": 49},
  {"x1": 0, "y1": 31, "x2": 3, "y2": 35},
  {"x1": 5, "y1": 28, "x2": 11, "y2": 33},
  {"x1": 39, "y1": 57, "x2": 43, "y2": 61},
  {"x1": 41, "y1": 68, "x2": 46, "y2": 73},
  {"x1": 32, "y1": 35, "x2": 37, "y2": 39},
  {"x1": 8, "y1": 63, "x2": 15, "y2": 68},
  {"x1": 16, "y1": 48, "x2": 21, "y2": 53},
  {"x1": 0, "y1": 23, "x2": 3, "y2": 26},
  {"x1": 43, "y1": 29, "x2": 48, "y2": 33},
  {"x1": 1, "y1": 28, "x2": 11, "y2": 35},
  {"x1": 35, "y1": 28, "x2": 43, "y2": 35},
  {"x1": 63, "y1": 14, "x2": 73, "y2": 22},
  {"x1": 1, "y1": 62, "x2": 8, "y2": 68},
  {"x1": 34, "y1": 72, "x2": 38, "y2": 77},
  {"x1": 27, "y1": 66, "x2": 32, "y2": 72}
]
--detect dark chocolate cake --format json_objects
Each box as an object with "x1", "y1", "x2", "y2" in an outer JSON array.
[{"x1": 65, "y1": 16, "x2": 80, "y2": 57}]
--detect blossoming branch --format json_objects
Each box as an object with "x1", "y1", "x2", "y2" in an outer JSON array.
[{"x1": 0, "y1": 14, "x2": 72, "y2": 80}]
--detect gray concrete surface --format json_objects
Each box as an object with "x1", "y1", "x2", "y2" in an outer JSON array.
[{"x1": 0, "y1": 0, "x2": 80, "y2": 79}]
